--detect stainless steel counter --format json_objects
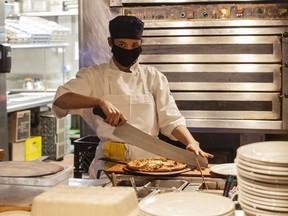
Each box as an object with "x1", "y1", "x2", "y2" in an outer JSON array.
[{"x1": 7, "y1": 92, "x2": 55, "y2": 113}]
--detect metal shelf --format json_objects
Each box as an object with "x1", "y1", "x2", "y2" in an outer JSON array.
[
  {"x1": 20, "y1": 10, "x2": 78, "y2": 17},
  {"x1": 11, "y1": 43, "x2": 69, "y2": 49}
]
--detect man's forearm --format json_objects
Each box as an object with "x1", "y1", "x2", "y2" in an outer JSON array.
[{"x1": 171, "y1": 125, "x2": 198, "y2": 146}]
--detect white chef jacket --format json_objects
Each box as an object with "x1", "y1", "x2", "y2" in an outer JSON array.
[{"x1": 52, "y1": 58, "x2": 186, "y2": 177}]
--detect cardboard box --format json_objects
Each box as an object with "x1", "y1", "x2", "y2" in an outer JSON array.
[
  {"x1": 8, "y1": 110, "x2": 31, "y2": 143},
  {"x1": 11, "y1": 141, "x2": 25, "y2": 161},
  {"x1": 11, "y1": 136, "x2": 42, "y2": 161}
]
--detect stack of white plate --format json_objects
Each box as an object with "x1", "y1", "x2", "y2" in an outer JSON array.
[
  {"x1": 138, "y1": 192, "x2": 235, "y2": 216},
  {"x1": 235, "y1": 141, "x2": 288, "y2": 216}
]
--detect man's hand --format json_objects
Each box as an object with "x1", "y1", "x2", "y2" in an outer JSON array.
[
  {"x1": 186, "y1": 142, "x2": 214, "y2": 158},
  {"x1": 99, "y1": 100, "x2": 127, "y2": 126}
]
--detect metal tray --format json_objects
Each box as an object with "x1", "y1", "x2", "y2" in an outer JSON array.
[
  {"x1": 0, "y1": 167, "x2": 73, "y2": 206},
  {"x1": 0, "y1": 166, "x2": 73, "y2": 186}
]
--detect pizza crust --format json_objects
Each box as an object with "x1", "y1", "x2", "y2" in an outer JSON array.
[{"x1": 127, "y1": 157, "x2": 187, "y2": 172}]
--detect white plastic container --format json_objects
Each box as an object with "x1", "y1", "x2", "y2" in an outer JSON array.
[{"x1": 31, "y1": 186, "x2": 138, "y2": 216}]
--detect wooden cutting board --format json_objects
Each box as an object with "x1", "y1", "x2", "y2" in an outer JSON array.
[
  {"x1": 107, "y1": 164, "x2": 219, "y2": 177},
  {"x1": 0, "y1": 161, "x2": 64, "y2": 177},
  {"x1": 0, "y1": 205, "x2": 31, "y2": 213}
]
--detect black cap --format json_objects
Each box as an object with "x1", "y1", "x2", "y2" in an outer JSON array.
[{"x1": 109, "y1": 16, "x2": 144, "y2": 40}]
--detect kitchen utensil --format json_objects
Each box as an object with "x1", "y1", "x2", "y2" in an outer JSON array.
[
  {"x1": 130, "y1": 177, "x2": 139, "y2": 196},
  {"x1": 92, "y1": 107, "x2": 208, "y2": 168},
  {"x1": 0, "y1": 161, "x2": 64, "y2": 177},
  {"x1": 195, "y1": 158, "x2": 209, "y2": 190}
]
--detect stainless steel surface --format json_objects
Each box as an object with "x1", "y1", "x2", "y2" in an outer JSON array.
[
  {"x1": 0, "y1": 75, "x2": 7, "y2": 160},
  {"x1": 147, "y1": 179, "x2": 188, "y2": 190},
  {"x1": 144, "y1": 20, "x2": 288, "y2": 28},
  {"x1": 153, "y1": 64, "x2": 280, "y2": 91},
  {"x1": 0, "y1": 0, "x2": 4, "y2": 43},
  {"x1": 113, "y1": 123, "x2": 208, "y2": 168},
  {"x1": 123, "y1": 3, "x2": 288, "y2": 133},
  {"x1": 10, "y1": 43, "x2": 69, "y2": 49},
  {"x1": 283, "y1": 35, "x2": 288, "y2": 131},
  {"x1": 105, "y1": 173, "x2": 226, "y2": 199},
  {"x1": 0, "y1": 0, "x2": 8, "y2": 161},
  {"x1": 0, "y1": 167, "x2": 72, "y2": 206},
  {"x1": 117, "y1": 179, "x2": 151, "y2": 187},
  {"x1": 144, "y1": 27, "x2": 288, "y2": 37},
  {"x1": 140, "y1": 36, "x2": 281, "y2": 63},
  {"x1": 68, "y1": 178, "x2": 110, "y2": 187},
  {"x1": 185, "y1": 119, "x2": 283, "y2": 132},
  {"x1": 172, "y1": 92, "x2": 280, "y2": 120},
  {"x1": 7, "y1": 92, "x2": 55, "y2": 113},
  {"x1": 121, "y1": 0, "x2": 273, "y2": 3},
  {"x1": 0, "y1": 166, "x2": 72, "y2": 186}
]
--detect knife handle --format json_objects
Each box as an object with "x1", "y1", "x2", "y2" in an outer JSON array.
[
  {"x1": 92, "y1": 107, "x2": 122, "y2": 123},
  {"x1": 92, "y1": 107, "x2": 107, "y2": 119}
]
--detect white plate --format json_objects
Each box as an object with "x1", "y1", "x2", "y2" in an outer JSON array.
[
  {"x1": 237, "y1": 141, "x2": 288, "y2": 164},
  {"x1": 237, "y1": 154, "x2": 288, "y2": 168},
  {"x1": 237, "y1": 175, "x2": 288, "y2": 193},
  {"x1": 237, "y1": 176, "x2": 288, "y2": 198},
  {"x1": 239, "y1": 188, "x2": 288, "y2": 207},
  {"x1": 138, "y1": 192, "x2": 235, "y2": 216},
  {"x1": 240, "y1": 195, "x2": 288, "y2": 213},
  {"x1": 235, "y1": 157, "x2": 288, "y2": 172},
  {"x1": 138, "y1": 211, "x2": 235, "y2": 216},
  {"x1": 236, "y1": 159, "x2": 288, "y2": 177},
  {"x1": 239, "y1": 199, "x2": 288, "y2": 216},
  {"x1": 237, "y1": 167, "x2": 288, "y2": 184},
  {"x1": 210, "y1": 163, "x2": 237, "y2": 176}
]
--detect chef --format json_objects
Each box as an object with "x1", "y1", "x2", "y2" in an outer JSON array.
[{"x1": 52, "y1": 15, "x2": 214, "y2": 178}]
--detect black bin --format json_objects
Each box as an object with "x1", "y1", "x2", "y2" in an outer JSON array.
[{"x1": 73, "y1": 136, "x2": 100, "y2": 178}]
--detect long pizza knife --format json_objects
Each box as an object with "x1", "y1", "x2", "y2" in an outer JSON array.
[{"x1": 93, "y1": 107, "x2": 208, "y2": 169}]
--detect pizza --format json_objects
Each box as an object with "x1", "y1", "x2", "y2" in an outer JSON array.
[{"x1": 126, "y1": 157, "x2": 187, "y2": 172}]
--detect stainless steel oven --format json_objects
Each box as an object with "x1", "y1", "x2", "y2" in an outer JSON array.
[{"x1": 79, "y1": 0, "x2": 288, "y2": 137}]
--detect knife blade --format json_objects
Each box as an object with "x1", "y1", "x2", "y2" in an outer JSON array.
[{"x1": 93, "y1": 107, "x2": 208, "y2": 168}]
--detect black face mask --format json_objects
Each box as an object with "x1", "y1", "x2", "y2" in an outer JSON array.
[{"x1": 111, "y1": 45, "x2": 142, "y2": 67}]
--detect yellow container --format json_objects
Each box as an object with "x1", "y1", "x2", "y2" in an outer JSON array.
[{"x1": 25, "y1": 136, "x2": 42, "y2": 161}]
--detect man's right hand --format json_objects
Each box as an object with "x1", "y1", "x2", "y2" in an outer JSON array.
[{"x1": 98, "y1": 99, "x2": 127, "y2": 126}]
